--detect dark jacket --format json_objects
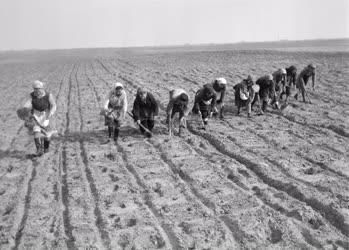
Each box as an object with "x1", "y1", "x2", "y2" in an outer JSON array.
[
  {"x1": 193, "y1": 85, "x2": 217, "y2": 112},
  {"x1": 256, "y1": 76, "x2": 275, "y2": 99},
  {"x1": 233, "y1": 80, "x2": 256, "y2": 107},
  {"x1": 299, "y1": 67, "x2": 315, "y2": 85},
  {"x1": 132, "y1": 93, "x2": 159, "y2": 121},
  {"x1": 286, "y1": 65, "x2": 297, "y2": 86}
]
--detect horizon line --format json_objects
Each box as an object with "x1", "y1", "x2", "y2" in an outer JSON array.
[{"x1": 1, "y1": 37, "x2": 348, "y2": 53}]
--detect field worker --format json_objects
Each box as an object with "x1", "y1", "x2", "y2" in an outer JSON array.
[
  {"x1": 166, "y1": 89, "x2": 190, "y2": 135},
  {"x1": 102, "y1": 82, "x2": 127, "y2": 143},
  {"x1": 23, "y1": 80, "x2": 56, "y2": 156},
  {"x1": 192, "y1": 84, "x2": 217, "y2": 129},
  {"x1": 252, "y1": 74, "x2": 276, "y2": 113},
  {"x1": 206, "y1": 77, "x2": 227, "y2": 119},
  {"x1": 286, "y1": 65, "x2": 297, "y2": 87},
  {"x1": 132, "y1": 88, "x2": 159, "y2": 137},
  {"x1": 272, "y1": 68, "x2": 287, "y2": 97},
  {"x1": 233, "y1": 75, "x2": 260, "y2": 118},
  {"x1": 281, "y1": 65, "x2": 297, "y2": 101},
  {"x1": 294, "y1": 64, "x2": 316, "y2": 103}
]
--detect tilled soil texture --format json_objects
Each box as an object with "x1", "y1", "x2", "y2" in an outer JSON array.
[{"x1": 0, "y1": 48, "x2": 348, "y2": 250}]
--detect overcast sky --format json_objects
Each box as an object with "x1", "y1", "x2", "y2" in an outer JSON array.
[{"x1": 0, "y1": 0, "x2": 348, "y2": 50}]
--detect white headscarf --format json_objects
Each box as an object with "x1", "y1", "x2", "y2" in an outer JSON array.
[
  {"x1": 112, "y1": 82, "x2": 123, "y2": 89},
  {"x1": 32, "y1": 80, "x2": 44, "y2": 89}
]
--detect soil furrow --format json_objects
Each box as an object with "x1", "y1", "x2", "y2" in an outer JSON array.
[
  {"x1": 61, "y1": 64, "x2": 78, "y2": 250},
  {"x1": 116, "y1": 144, "x2": 183, "y2": 250},
  {"x1": 90, "y1": 56, "x2": 349, "y2": 248},
  {"x1": 92, "y1": 62, "x2": 243, "y2": 248},
  {"x1": 15, "y1": 65, "x2": 75, "y2": 249},
  {"x1": 84, "y1": 64, "x2": 183, "y2": 249},
  {"x1": 74, "y1": 64, "x2": 112, "y2": 250},
  {"x1": 12, "y1": 159, "x2": 38, "y2": 250},
  {"x1": 4, "y1": 64, "x2": 72, "y2": 249},
  {"x1": 113, "y1": 59, "x2": 349, "y2": 200},
  {"x1": 186, "y1": 124, "x2": 349, "y2": 237},
  {"x1": 96, "y1": 61, "x2": 294, "y2": 248},
  {"x1": 107, "y1": 59, "x2": 348, "y2": 187},
  {"x1": 224, "y1": 121, "x2": 349, "y2": 190}
]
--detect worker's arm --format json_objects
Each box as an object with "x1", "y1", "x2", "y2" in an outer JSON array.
[
  {"x1": 23, "y1": 99, "x2": 32, "y2": 109},
  {"x1": 166, "y1": 99, "x2": 174, "y2": 117},
  {"x1": 194, "y1": 90, "x2": 202, "y2": 114},
  {"x1": 103, "y1": 99, "x2": 109, "y2": 111},
  {"x1": 122, "y1": 93, "x2": 127, "y2": 118},
  {"x1": 312, "y1": 72, "x2": 316, "y2": 90},
  {"x1": 48, "y1": 93, "x2": 57, "y2": 118},
  {"x1": 217, "y1": 86, "x2": 226, "y2": 104},
  {"x1": 132, "y1": 98, "x2": 140, "y2": 122},
  {"x1": 104, "y1": 91, "x2": 112, "y2": 110},
  {"x1": 211, "y1": 93, "x2": 217, "y2": 109}
]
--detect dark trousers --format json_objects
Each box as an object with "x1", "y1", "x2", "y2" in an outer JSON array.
[{"x1": 140, "y1": 119, "x2": 154, "y2": 133}]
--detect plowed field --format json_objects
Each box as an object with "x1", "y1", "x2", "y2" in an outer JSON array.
[{"x1": 0, "y1": 47, "x2": 348, "y2": 249}]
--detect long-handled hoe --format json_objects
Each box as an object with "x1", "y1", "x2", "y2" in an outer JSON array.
[
  {"x1": 305, "y1": 89, "x2": 312, "y2": 104},
  {"x1": 168, "y1": 117, "x2": 172, "y2": 137},
  {"x1": 127, "y1": 112, "x2": 153, "y2": 137}
]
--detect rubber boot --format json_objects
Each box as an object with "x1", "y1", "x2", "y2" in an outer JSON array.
[
  {"x1": 301, "y1": 90, "x2": 306, "y2": 103},
  {"x1": 262, "y1": 100, "x2": 267, "y2": 112},
  {"x1": 114, "y1": 128, "x2": 119, "y2": 143},
  {"x1": 34, "y1": 138, "x2": 44, "y2": 157},
  {"x1": 178, "y1": 126, "x2": 183, "y2": 136},
  {"x1": 219, "y1": 106, "x2": 224, "y2": 119},
  {"x1": 44, "y1": 139, "x2": 50, "y2": 153},
  {"x1": 102, "y1": 126, "x2": 113, "y2": 144}
]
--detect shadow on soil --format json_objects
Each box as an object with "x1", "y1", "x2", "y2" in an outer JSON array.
[
  {"x1": 52, "y1": 125, "x2": 167, "y2": 144},
  {"x1": 0, "y1": 149, "x2": 29, "y2": 160}
]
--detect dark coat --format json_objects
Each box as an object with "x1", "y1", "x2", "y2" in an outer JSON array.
[
  {"x1": 256, "y1": 76, "x2": 275, "y2": 100},
  {"x1": 192, "y1": 85, "x2": 217, "y2": 113},
  {"x1": 132, "y1": 93, "x2": 159, "y2": 121},
  {"x1": 233, "y1": 81, "x2": 255, "y2": 107},
  {"x1": 286, "y1": 65, "x2": 297, "y2": 86}
]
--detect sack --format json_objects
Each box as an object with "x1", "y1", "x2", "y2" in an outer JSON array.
[
  {"x1": 252, "y1": 84, "x2": 260, "y2": 93},
  {"x1": 17, "y1": 107, "x2": 31, "y2": 120},
  {"x1": 239, "y1": 89, "x2": 249, "y2": 101},
  {"x1": 24, "y1": 116, "x2": 36, "y2": 130}
]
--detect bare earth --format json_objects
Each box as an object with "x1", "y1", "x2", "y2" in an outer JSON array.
[{"x1": 0, "y1": 42, "x2": 348, "y2": 249}]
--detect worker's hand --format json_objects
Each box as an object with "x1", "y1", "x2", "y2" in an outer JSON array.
[
  {"x1": 136, "y1": 120, "x2": 141, "y2": 125},
  {"x1": 198, "y1": 111, "x2": 202, "y2": 117},
  {"x1": 209, "y1": 112, "x2": 213, "y2": 118},
  {"x1": 47, "y1": 112, "x2": 54, "y2": 118}
]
